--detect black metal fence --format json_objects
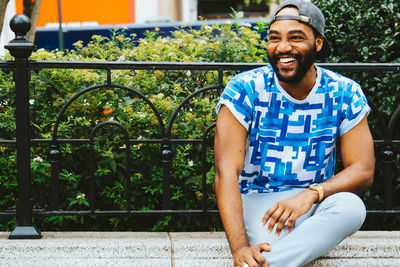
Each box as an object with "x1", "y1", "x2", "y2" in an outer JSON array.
[{"x1": 0, "y1": 15, "x2": 399, "y2": 239}]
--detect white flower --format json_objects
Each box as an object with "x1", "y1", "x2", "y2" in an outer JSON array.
[
  {"x1": 109, "y1": 117, "x2": 114, "y2": 121},
  {"x1": 154, "y1": 93, "x2": 164, "y2": 98},
  {"x1": 33, "y1": 156, "x2": 43, "y2": 163},
  {"x1": 199, "y1": 40, "x2": 207, "y2": 45},
  {"x1": 188, "y1": 160, "x2": 194, "y2": 167},
  {"x1": 224, "y1": 20, "x2": 232, "y2": 24},
  {"x1": 243, "y1": 23, "x2": 252, "y2": 27},
  {"x1": 186, "y1": 70, "x2": 191, "y2": 76},
  {"x1": 137, "y1": 135, "x2": 142, "y2": 140},
  {"x1": 29, "y1": 99, "x2": 35, "y2": 105},
  {"x1": 76, "y1": 193, "x2": 86, "y2": 200},
  {"x1": 204, "y1": 25, "x2": 212, "y2": 31},
  {"x1": 168, "y1": 52, "x2": 175, "y2": 56}
]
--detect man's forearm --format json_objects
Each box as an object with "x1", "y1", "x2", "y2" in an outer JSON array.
[
  {"x1": 320, "y1": 161, "x2": 374, "y2": 200},
  {"x1": 215, "y1": 173, "x2": 249, "y2": 254}
]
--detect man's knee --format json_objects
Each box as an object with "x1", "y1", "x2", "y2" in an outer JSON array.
[{"x1": 322, "y1": 192, "x2": 366, "y2": 230}]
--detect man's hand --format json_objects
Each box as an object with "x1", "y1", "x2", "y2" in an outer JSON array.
[
  {"x1": 261, "y1": 189, "x2": 318, "y2": 236},
  {"x1": 233, "y1": 243, "x2": 271, "y2": 267}
]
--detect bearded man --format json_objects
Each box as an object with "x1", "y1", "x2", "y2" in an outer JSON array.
[{"x1": 214, "y1": 0, "x2": 375, "y2": 266}]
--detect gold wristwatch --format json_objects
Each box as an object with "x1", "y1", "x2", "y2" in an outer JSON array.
[{"x1": 309, "y1": 183, "x2": 324, "y2": 203}]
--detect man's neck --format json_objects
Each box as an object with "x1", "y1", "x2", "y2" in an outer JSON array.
[{"x1": 278, "y1": 65, "x2": 318, "y2": 101}]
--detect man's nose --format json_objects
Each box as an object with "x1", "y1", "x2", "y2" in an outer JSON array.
[{"x1": 277, "y1": 40, "x2": 292, "y2": 53}]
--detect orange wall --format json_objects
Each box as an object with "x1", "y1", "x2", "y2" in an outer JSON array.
[{"x1": 16, "y1": 0, "x2": 135, "y2": 27}]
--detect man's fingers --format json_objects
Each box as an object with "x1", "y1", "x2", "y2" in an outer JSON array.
[
  {"x1": 235, "y1": 245, "x2": 270, "y2": 267},
  {"x1": 251, "y1": 245, "x2": 270, "y2": 267},
  {"x1": 255, "y1": 244, "x2": 270, "y2": 267},
  {"x1": 275, "y1": 209, "x2": 291, "y2": 236},
  {"x1": 243, "y1": 256, "x2": 259, "y2": 267},
  {"x1": 286, "y1": 215, "x2": 297, "y2": 233},
  {"x1": 261, "y1": 204, "x2": 278, "y2": 226},
  {"x1": 267, "y1": 207, "x2": 284, "y2": 233},
  {"x1": 253, "y1": 251, "x2": 266, "y2": 265},
  {"x1": 258, "y1": 243, "x2": 271, "y2": 252}
]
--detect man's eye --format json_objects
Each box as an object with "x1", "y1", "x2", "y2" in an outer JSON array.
[
  {"x1": 291, "y1": 36, "x2": 303, "y2": 40},
  {"x1": 268, "y1": 36, "x2": 279, "y2": 41}
]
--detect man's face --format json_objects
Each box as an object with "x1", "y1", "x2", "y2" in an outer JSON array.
[{"x1": 267, "y1": 7, "x2": 323, "y2": 84}]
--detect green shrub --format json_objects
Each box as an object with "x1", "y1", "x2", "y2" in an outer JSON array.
[
  {"x1": 313, "y1": 0, "x2": 400, "y2": 229},
  {"x1": 314, "y1": 0, "x2": 400, "y2": 115},
  {"x1": 0, "y1": 19, "x2": 268, "y2": 231}
]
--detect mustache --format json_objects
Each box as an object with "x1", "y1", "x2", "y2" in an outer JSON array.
[{"x1": 272, "y1": 53, "x2": 302, "y2": 62}]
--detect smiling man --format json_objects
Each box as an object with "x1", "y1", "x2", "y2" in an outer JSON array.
[{"x1": 214, "y1": 0, "x2": 375, "y2": 266}]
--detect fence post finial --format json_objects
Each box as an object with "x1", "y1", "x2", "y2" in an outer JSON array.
[{"x1": 5, "y1": 14, "x2": 36, "y2": 58}]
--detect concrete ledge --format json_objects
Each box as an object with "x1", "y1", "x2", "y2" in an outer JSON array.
[
  {"x1": 0, "y1": 231, "x2": 399, "y2": 266},
  {"x1": 306, "y1": 231, "x2": 400, "y2": 267}
]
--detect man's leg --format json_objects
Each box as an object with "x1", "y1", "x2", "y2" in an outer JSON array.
[
  {"x1": 242, "y1": 190, "x2": 366, "y2": 267},
  {"x1": 242, "y1": 190, "x2": 296, "y2": 246}
]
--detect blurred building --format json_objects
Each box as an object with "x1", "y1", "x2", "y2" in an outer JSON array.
[
  {"x1": 198, "y1": 0, "x2": 280, "y2": 20},
  {"x1": 15, "y1": 0, "x2": 280, "y2": 28},
  {"x1": 15, "y1": 0, "x2": 197, "y2": 27},
  {"x1": 9, "y1": 0, "x2": 283, "y2": 50}
]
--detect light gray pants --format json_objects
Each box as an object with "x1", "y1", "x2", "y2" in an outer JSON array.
[{"x1": 242, "y1": 189, "x2": 366, "y2": 267}]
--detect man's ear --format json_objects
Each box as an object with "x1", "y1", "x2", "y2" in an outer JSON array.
[{"x1": 315, "y1": 36, "x2": 324, "y2": 53}]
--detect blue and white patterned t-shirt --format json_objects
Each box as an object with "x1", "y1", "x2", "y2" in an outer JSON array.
[{"x1": 216, "y1": 65, "x2": 370, "y2": 194}]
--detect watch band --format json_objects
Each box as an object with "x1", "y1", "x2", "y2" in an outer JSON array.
[{"x1": 309, "y1": 183, "x2": 324, "y2": 203}]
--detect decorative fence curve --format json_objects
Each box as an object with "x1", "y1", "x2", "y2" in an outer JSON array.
[{"x1": 0, "y1": 15, "x2": 399, "y2": 239}]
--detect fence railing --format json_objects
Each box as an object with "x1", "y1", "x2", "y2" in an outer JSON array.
[{"x1": 1, "y1": 15, "x2": 399, "y2": 239}]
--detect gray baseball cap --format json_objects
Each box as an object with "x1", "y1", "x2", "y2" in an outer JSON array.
[{"x1": 270, "y1": 0, "x2": 331, "y2": 59}]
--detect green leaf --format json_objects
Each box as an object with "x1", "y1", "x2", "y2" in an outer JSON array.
[{"x1": 110, "y1": 160, "x2": 117, "y2": 173}]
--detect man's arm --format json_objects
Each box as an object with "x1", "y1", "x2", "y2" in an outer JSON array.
[
  {"x1": 215, "y1": 105, "x2": 270, "y2": 267},
  {"x1": 262, "y1": 115, "x2": 375, "y2": 235},
  {"x1": 320, "y1": 115, "x2": 375, "y2": 196}
]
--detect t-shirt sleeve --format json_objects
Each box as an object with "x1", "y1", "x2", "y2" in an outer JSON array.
[
  {"x1": 339, "y1": 82, "x2": 371, "y2": 136},
  {"x1": 216, "y1": 77, "x2": 254, "y2": 131}
]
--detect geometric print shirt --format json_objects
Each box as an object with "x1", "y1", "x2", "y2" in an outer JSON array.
[{"x1": 216, "y1": 65, "x2": 370, "y2": 194}]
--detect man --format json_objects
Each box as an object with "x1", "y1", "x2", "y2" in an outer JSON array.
[{"x1": 214, "y1": 0, "x2": 375, "y2": 266}]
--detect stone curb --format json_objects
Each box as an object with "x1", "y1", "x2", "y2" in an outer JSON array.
[{"x1": 0, "y1": 231, "x2": 399, "y2": 266}]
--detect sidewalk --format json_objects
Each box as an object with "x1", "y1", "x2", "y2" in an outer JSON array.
[{"x1": 1, "y1": 231, "x2": 399, "y2": 266}]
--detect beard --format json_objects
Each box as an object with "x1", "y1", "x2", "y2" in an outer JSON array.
[{"x1": 268, "y1": 44, "x2": 317, "y2": 84}]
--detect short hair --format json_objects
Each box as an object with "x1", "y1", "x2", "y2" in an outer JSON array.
[{"x1": 312, "y1": 27, "x2": 322, "y2": 39}]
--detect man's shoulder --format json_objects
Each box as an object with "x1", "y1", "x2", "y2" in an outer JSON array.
[{"x1": 319, "y1": 66, "x2": 360, "y2": 87}]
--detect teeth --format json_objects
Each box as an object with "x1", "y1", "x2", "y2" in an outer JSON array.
[{"x1": 280, "y1": 58, "x2": 295, "y2": 63}]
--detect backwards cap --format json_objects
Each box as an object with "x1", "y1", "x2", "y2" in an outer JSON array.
[{"x1": 270, "y1": 0, "x2": 331, "y2": 59}]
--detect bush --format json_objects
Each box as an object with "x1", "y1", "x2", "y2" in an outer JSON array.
[
  {"x1": 0, "y1": 19, "x2": 269, "y2": 231},
  {"x1": 314, "y1": 0, "x2": 400, "y2": 115},
  {"x1": 313, "y1": 0, "x2": 400, "y2": 229}
]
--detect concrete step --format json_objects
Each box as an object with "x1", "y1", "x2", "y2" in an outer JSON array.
[{"x1": 0, "y1": 231, "x2": 399, "y2": 266}]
